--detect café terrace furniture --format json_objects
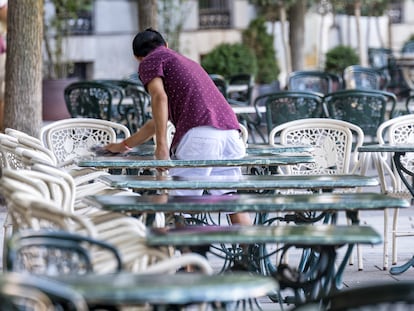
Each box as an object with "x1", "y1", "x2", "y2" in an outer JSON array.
[
  {"x1": 64, "y1": 81, "x2": 124, "y2": 121},
  {"x1": 85, "y1": 191, "x2": 408, "y2": 276},
  {"x1": 40, "y1": 118, "x2": 131, "y2": 168},
  {"x1": 292, "y1": 281, "x2": 414, "y2": 311},
  {"x1": 343, "y1": 65, "x2": 382, "y2": 90},
  {"x1": 0, "y1": 272, "x2": 88, "y2": 311},
  {"x1": 49, "y1": 272, "x2": 278, "y2": 310},
  {"x1": 256, "y1": 91, "x2": 325, "y2": 138},
  {"x1": 358, "y1": 142, "x2": 414, "y2": 275},
  {"x1": 323, "y1": 89, "x2": 397, "y2": 140},
  {"x1": 287, "y1": 70, "x2": 342, "y2": 95},
  {"x1": 146, "y1": 224, "x2": 382, "y2": 304}
]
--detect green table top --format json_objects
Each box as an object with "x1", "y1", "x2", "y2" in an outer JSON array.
[
  {"x1": 51, "y1": 272, "x2": 278, "y2": 306},
  {"x1": 76, "y1": 154, "x2": 314, "y2": 169},
  {"x1": 123, "y1": 143, "x2": 313, "y2": 156},
  {"x1": 359, "y1": 144, "x2": 414, "y2": 153},
  {"x1": 85, "y1": 192, "x2": 408, "y2": 214},
  {"x1": 99, "y1": 174, "x2": 379, "y2": 190},
  {"x1": 147, "y1": 224, "x2": 382, "y2": 247}
]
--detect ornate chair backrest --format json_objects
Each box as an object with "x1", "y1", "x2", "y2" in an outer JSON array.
[
  {"x1": 227, "y1": 73, "x2": 255, "y2": 105},
  {"x1": 6, "y1": 229, "x2": 123, "y2": 275},
  {"x1": 343, "y1": 65, "x2": 382, "y2": 90},
  {"x1": 40, "y1": 118, "x2": 130, "y2": 167},
  {"x1": 209, "y1": 74, "x2": 228, "y2": 98},
  {"x1": 288, "y1": 70, "x2": 334, "y2": 94},
  {"x1": 269, "y1": 118, "x2": 364, "y2": 175},
  {"x1": 254, "y1": 91, "x2": 325, "y2": 137},
  {"x1": 124, "y1": 84, "x2": 152, "y2": 132},
  {"x1": 64, "y1": 81, "x2": 122, "y2": 121},
  {"x1": 0, "y1": 272, "x2": 88, "y2": 311},
  {"x1": 323, "y1": 89, "x2": 396, "y2": 139},
  {"x1": 377, "y1": 114, "x2": 414, "y2": 192}
]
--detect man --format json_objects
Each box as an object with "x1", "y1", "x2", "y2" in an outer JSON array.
[{"x1": 105, "y1": 28, "x2": 250, "y2": 226}]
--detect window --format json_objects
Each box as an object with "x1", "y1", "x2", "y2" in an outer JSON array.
[{"x1": 199, "y1": 0, "x2": 231, "y2": 29}]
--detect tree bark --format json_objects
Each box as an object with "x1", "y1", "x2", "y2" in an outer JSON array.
[
  {"x1": 288, "y1": 0, "x2": 306, "y2": 71},
  {"x1": 138, "y1": 0, "x2": 158, "y2": 31},
  {"x1": 4, "y1": 1, "x2": 43, "y2": 136}
]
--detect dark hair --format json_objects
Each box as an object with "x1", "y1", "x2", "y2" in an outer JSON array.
[{"x1": 132, "y1": 28, "x2": 167, "y2": 57}]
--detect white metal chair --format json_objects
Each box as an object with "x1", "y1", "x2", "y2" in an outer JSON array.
[
  {"x1": 376, "y1": 114, "x2": 414, "y2": 267},
  {"x1": 269, "y1": 118, "x2": 366, "y2": 270},
  {"x1": 269, "y1": 118, "x2": 364, "y2": 176},
  {"x1": 40, "y1": 118, "x2": 131, "y2": 168}
]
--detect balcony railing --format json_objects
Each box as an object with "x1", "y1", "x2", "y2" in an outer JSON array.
[{"x1": 199, "y1": 10, "x2": 231, "y2": 29}]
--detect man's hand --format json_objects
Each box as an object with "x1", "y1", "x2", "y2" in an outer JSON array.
[{"x1": 104, "y1": 142, "x2": 130, "y2": 154}]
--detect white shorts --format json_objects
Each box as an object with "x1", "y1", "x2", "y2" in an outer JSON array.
[{"x1": 169, "y1": 126, "x2": 246, "y2": 196}]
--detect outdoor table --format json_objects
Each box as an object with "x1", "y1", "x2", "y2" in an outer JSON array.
[
  {"x1": 49, "y1": 272, "x2": 278, "y2": 310},
  {"x1": 359, "y1": 143, "x2": 414, "y2": 275},
  {"x1": 147, "y1": 224, "x2": 381, "y2": 304},
  {"x1": 85, "y1": 192, "x2": 408, "y2": 226},
  {"x1": 97, "y1": 174, "x2": 379, "y2": 191},
  {"x1": 123, "y1": 143, "x2": 313, "y2": 157},
  {"x1": 76, "y1": 153, "x2": 314, "y2": 169}
]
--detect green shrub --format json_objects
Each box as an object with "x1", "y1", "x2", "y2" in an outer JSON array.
[
  {"x1": 324, "y1": 45, "x2": 359, "y2": 75},
  {"x1": 201, "y1": 43, "x2": 258, "y2": 79},
  {"x1": 242, "y1": 17, "x2": 280, "y2": 84}
]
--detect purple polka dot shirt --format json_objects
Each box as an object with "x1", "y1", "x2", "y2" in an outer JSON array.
[{"x1": 139, "y1": 46, "x2": 240, "y2": 150}]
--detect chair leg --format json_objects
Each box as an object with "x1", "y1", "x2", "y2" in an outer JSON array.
[
  {"x1": 392, "y1": 207, "x2": 400, "y2": 265},
  {"x1": 383, "y1": 208, "x2": 389, "y2": 270}
]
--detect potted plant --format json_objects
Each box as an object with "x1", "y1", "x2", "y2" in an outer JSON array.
[{"x1": 42, "y1": 0, "x2": 93, "y2": 121}]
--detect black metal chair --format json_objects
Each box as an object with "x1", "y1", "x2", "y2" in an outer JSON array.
[
  {"x1": 0, "y1": 272, "x2": 88, "y2": 311},
  {"x1": 209, "y1": 74, "x2": 228, "y2": 98},
  {"x1": 64, "y1": 81, "x2": 123, "y2": 121},
  {"x1": 255, "y1": 90, "x2": 325, "y2": 138},
  {"x1": 323, "y1": 89, "x2": 397, "y2": 140},
  {"x1": 293, "y1": 281, "x2": 414, "y2": 310},
  {"x1": 227, "y1": 73, "x2": 255, "y2": 105},
  {"x1": 6, "y1": 229, "x2": 123, "y2": 275}
]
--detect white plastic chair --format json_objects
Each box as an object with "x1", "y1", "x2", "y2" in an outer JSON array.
[
  {"x1": 376, "y1": 114, "x2": 414, "y2": 267},
  {"x1": 0, "y1": 168, "x2": 212, "y2": 275},
  {"x1": 269, "y1": 118, "x2": 366, "y2": 270}
]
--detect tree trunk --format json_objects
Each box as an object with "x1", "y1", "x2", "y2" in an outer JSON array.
[
  {"x1": 4, "y1": 1, "x2": 43, "y2": 136},
  {"x1": 278, "y1": 5, "x2": 291, "y2": 75},
  {"x1": 288, "y1": 0, "x2": 306, "y2": 71},
  {"x1": 138, "y1": 0, "x2": 158, "y2": 31},
  {"x1": 354, "y1": 0, "x2": 365, "y2": 65}
]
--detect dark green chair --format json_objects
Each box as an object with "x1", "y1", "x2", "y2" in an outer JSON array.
[
  {"x1": 368, "y1": 47, "x2": 411, "y2": 100},
  {"x1": 209, "y1": 74, "x2": 228, "y2": 98},
  {"x1": 64, "y1": 81, "x2": 123, "y2": 121},
  {"x1": 288, "y1": 70, "x2": 342, "y2": 95},
  {"x1": 255, "y1": 90, "x2": 325, "y2": 138},
  {"x1": 6, "y1": 230, "x2": 123, "y2": 275},
  {"x1": 323, "y1": 89, "x2": 397, "y2": 140},
  {"x1": 343, "y1": 65, "x2": 382, "y2": 90},
  {"x1": 402, "y1": 40, "x2": 414, "y2": 54},
  {"x1": 0, "y1": 272, "x2": 88, "y2": 311}
]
